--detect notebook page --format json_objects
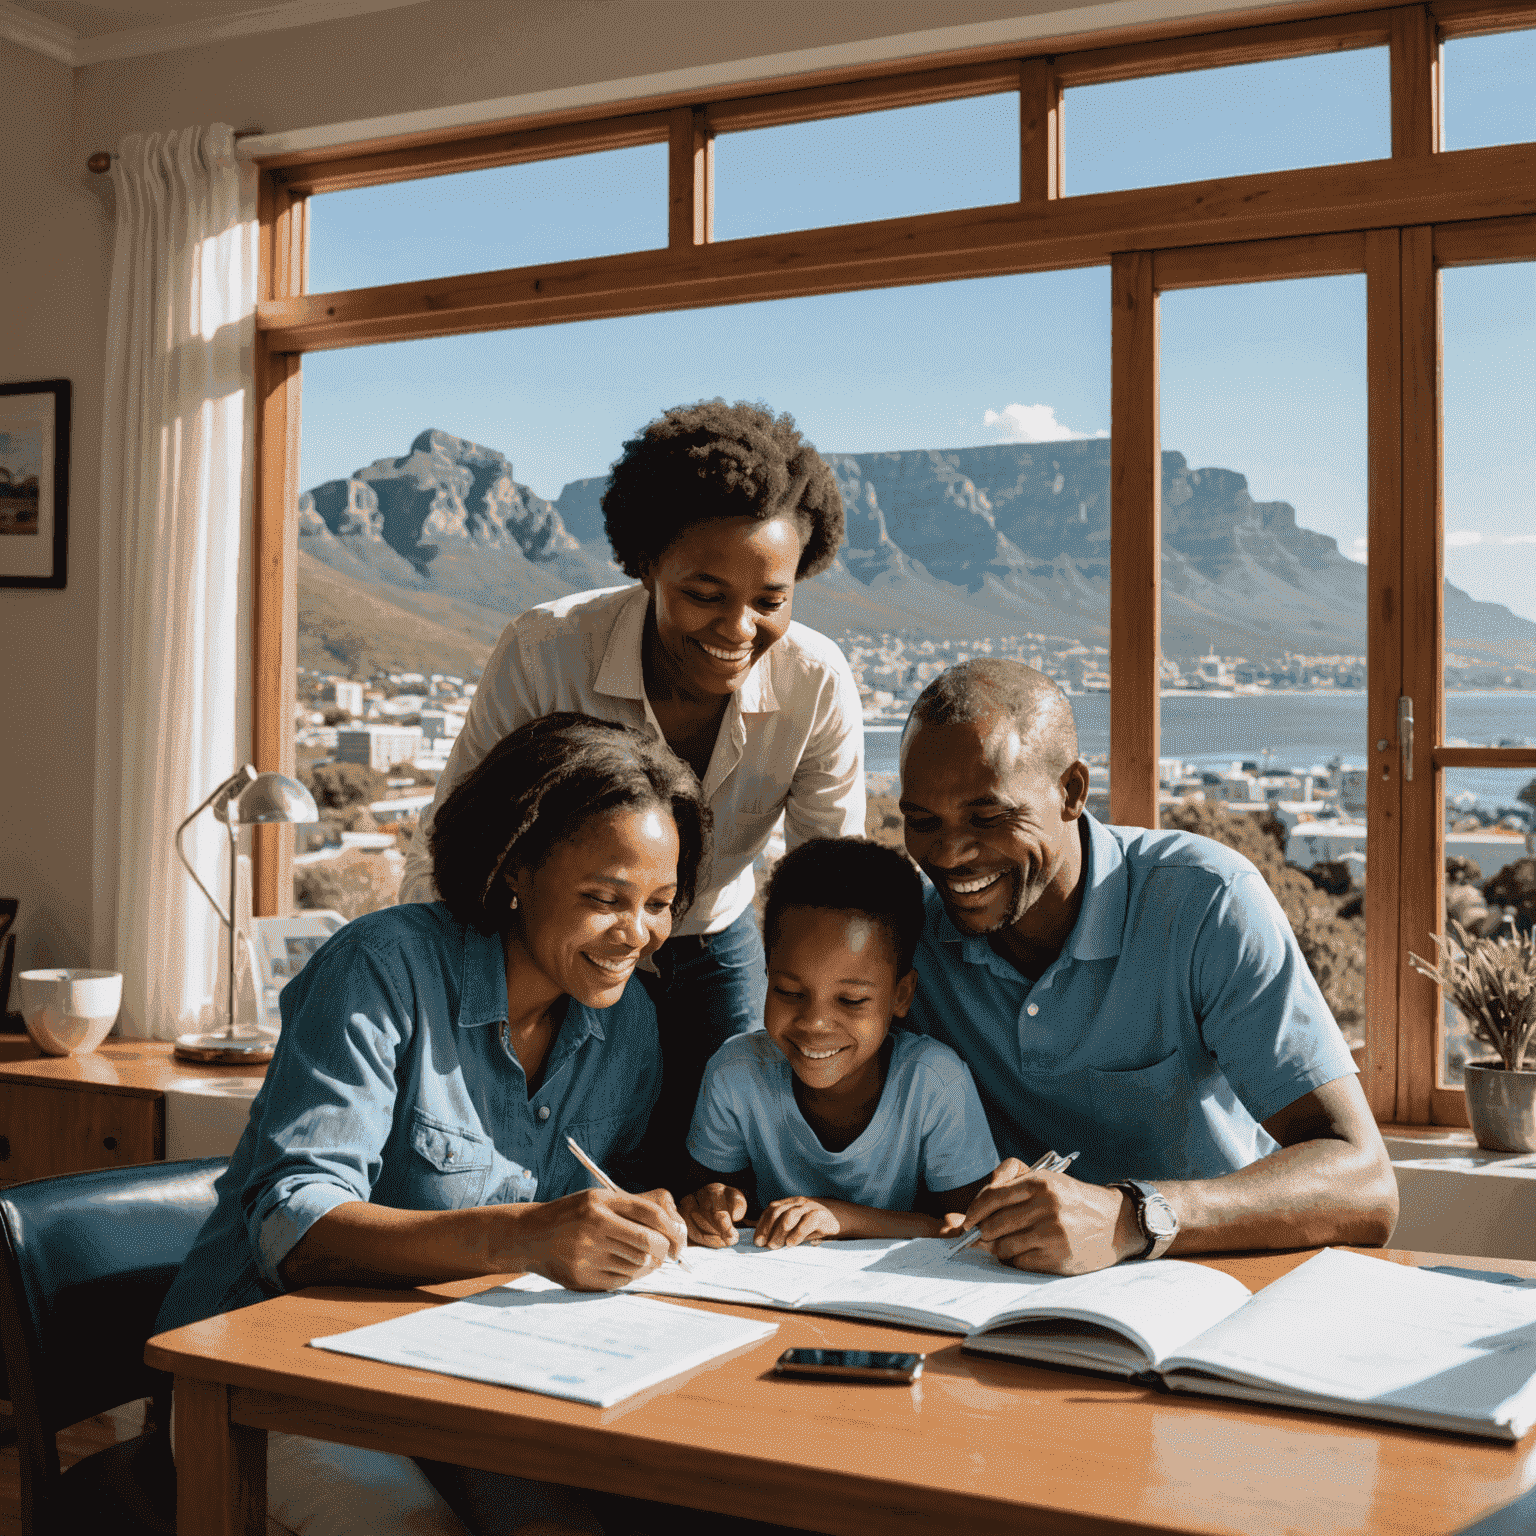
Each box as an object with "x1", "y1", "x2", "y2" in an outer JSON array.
[
  {"x1": 311, "y1": 1288, "x2": 777, "y2": 1408},
  {"x1": 964, "y1": 1259, "x2": 1254, "y2": 1363},
  {"x1": 1160, "y1": 1248, "x2": 1536, "y2": 1431},
  {"x1": 622, "y1": 1235, "x2": 919, "y2": 1306}
]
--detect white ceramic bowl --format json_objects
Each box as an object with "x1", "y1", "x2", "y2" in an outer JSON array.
[{"x1": 18, "y1": 968, "x2": 123, "y2": 1055}]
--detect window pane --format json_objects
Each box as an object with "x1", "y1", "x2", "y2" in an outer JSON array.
[
  {"x1": 1066, "y1": 49, "x2": 1389, "y2": 195},
  {"x1": 712, "y1": 94, "x2": 1018, "y2": 240},
  {"x1": 293, "y1": 269, "x2": 1109, "y2": 914},
  {"x1": 1438, "y1": 769, "x2": 1536, "y2": 1087},
  {"x1": 306, "y1": 144, "x2": 668, "y2": 293},
  {"x1": 1442, "y1": 264, "x2": 1536, "y2": 716},
  {"x1": 1444, "y1": 29, "x2": 1536, "y2": 151},
  {"x1": 1157, "y1": 276, "x2": 1369, "y2": 1049}
]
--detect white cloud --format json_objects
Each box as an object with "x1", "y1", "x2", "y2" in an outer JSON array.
[
  {"x1": 1446, "y1": 530, "x2": 1536, "y2": 548},
  {"x1": 1350, "y1": 537, "x2": 1368, "y2": 562},
  {"x1": 983, "y1": 404, "x2": 1108, "y2": 443}
]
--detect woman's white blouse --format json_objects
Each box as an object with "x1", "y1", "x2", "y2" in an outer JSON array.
[{"x1": 398, "y1": 584, "x2": 866, "y2": 934}]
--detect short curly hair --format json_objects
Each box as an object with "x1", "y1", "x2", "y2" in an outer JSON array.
[
  {"x1": 429, "y1": 712, "x2": 711, "y2": 936},
  {"x1": 601, "y1": 399, "x2": 844, "y2": 581},
  {"x1": 763, "y1": 836, "x2": 924, "y2": 975}
]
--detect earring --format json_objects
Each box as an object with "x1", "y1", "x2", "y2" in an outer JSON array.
[{"x1": 509, "y1": 893, "x2": 518, "y2": 910}]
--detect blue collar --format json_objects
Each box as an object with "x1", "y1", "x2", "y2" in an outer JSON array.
[
  {"x1": 454, "y1": 921, "x2": 606, "y2": 1042},
  {"x1": 933, "y1": 812, "x2": 1128, "y2": 976}
]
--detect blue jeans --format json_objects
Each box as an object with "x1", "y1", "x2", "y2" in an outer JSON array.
[{"x1": 639, "y1": 905, "x2": 767, "y2": 1189}]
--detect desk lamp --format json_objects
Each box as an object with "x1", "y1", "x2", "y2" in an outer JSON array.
[{"x1": 173, "y1": 764, "x2": 318, "y2": 1064}]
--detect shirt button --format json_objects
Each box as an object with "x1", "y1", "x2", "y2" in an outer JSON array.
[
  {"x1": 537, "y1": 1105, "x2": 551, "y2": 1122},
  {"x1": 1026, "y1": 1004, "x2": 1039, "y2": 1017}
]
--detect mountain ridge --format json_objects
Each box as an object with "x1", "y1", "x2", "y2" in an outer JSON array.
[{"x1": 297, "y1": 428, "x2": 1536, "y2": 679}]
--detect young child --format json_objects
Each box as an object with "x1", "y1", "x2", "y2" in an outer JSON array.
[{"x1": 679, "y1": 836, "x2": 999, "y2": 1249}]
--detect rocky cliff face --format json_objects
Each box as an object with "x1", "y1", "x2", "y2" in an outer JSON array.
[
  {"x1": 299, "y1": 430, "x2": 1536, "y2": 662},
  {"x1": 299, "y1": 429, "x2": 618, "y2": 615}
]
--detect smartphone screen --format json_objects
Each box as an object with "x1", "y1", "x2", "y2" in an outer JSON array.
[{"x1": 773, "y1": 1348, "x2": 924, "y2": 1383}]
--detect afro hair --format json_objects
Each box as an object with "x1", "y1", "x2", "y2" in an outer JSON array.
[{"x1": 600, "y1": 399, "x2": 844, "y2": 581}]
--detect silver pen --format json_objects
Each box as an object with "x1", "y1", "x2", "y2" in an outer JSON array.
[{"x1": 944, "y1": 1148, "x2": 1077, "y2": 1260}]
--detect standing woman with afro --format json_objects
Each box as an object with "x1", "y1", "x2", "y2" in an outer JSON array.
[{"x1": 401, "y1": 400, "x2": 863, "y2": 1179}]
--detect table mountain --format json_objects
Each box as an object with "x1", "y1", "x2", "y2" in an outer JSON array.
[{"x1": 298, "y1": 430, "x2": 1536, "y2": 676}]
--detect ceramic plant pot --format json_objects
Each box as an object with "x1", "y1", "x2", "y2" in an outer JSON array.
[
  {"x1": 17, "y1": 968, "x2": 122, "y2": 1056},
  {"x1": 1463, "y1": 1062, "x2": 1536, "y2": 1153}
]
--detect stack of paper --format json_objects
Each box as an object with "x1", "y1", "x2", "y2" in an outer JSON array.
[{"x1": 312, "y1": 1286, "x2": 777, "y2": 1408}]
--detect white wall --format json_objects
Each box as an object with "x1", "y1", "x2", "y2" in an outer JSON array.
[{"x1": 0, "y1": 38, "x2": 112, "y2": 1010}]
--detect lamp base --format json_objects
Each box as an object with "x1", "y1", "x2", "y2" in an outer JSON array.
[{"x1": 173, "y1": 1032, "x2": 276, "y2": 1065}]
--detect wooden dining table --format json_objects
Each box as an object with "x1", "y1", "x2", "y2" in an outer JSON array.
[{"x1": 146, "y1": 1245, "x2": 1536, "y2": 1536}]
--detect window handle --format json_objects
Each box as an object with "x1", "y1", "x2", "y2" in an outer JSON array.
[{"x1": 1398, "y1": 696, "x2": 1414, "y2": 783}]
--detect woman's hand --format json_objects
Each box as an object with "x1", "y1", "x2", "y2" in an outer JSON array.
[
  {"x1": 680, "y1": 1183, "x2": 748, "y2": 1246},
  {"x1": 753, "y1": 1197, "x2": 842, "y2": 1249},
  {"x1": 506, "y1": 1187, "x2": 688, "y2": 1291}
]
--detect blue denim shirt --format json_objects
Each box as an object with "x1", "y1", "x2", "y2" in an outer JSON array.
[
  {"x1": 157, "y1": 901, "x2": 661, "y2": 1332},
  {"x1": 906, "y1": 814, "x2": 1357, "y2": 1187}
]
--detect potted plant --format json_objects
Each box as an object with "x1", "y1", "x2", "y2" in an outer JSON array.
[{"x1": 1410, "y1": 921, "x2": 1536, "y2": 1152}]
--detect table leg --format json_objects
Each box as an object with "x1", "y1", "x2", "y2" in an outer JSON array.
[{"x1": 174, "y1": 1375, "x2": 267, "y2": 1536}]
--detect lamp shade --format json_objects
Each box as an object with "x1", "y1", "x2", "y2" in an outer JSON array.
[{"x1": 229, "y1": 771, "x2": 318, "y2": 825}]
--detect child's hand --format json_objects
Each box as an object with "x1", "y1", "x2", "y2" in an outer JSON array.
[
  {"x1": 753, "y1": 1197, "x2": 841, "y2": 1249},
  {"x1": 680, "y1": 1183, "x2": 748, "y2": 1246}
]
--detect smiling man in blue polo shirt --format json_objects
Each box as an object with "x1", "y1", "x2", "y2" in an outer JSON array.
[{"x1": 900, "y1": 659, "x2": 1397, "y2": 1275}]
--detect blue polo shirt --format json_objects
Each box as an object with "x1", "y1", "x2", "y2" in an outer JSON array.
[
  {"x1": 687, "y1": 1028, "x2": 998, "y2": 1209},
  {"x1": 157, "y1": 901, "x2": 661, "y2": 1332},
  {"x1": 906, "y1": 814, "x2": 1357, "y2": 1187}
]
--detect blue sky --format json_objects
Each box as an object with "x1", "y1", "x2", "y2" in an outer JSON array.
[{"x1": 300, "y1": 34, "x2": 1534, "y2": 620}]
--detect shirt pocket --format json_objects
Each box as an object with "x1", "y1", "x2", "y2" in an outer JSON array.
[
  {"x1": 1083, "y1": 1049, "x2": 1193, "y2": 1177},
  {"x1": 406, "y1": 1108, "x2": 493, "y2": 1209}
]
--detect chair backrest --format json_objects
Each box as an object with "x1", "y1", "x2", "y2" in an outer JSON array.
[{"x1": 0, "y1": 1158, "x2": 225, "y2": 1492}]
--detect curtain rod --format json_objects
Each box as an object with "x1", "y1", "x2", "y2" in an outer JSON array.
[{"x1": 87, "y1": 129, "x2": 263, "y2": 173}]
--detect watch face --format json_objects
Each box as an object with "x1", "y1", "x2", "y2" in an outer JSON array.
[{"x1": 1143, "y1": 1194, "x2": 1179, "y2": 1239}]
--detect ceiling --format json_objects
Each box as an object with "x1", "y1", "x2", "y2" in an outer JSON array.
[{"x1": 0, "y1": 0, "x2": 429, "y2": 65}]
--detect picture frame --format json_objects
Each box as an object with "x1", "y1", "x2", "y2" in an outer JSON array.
[
  {"x1": 248, "y1": 910, "x2": 347, "y2": 1030},
  {"x1": 0, "y1": 379, "x2": 70, "y2": 589}
]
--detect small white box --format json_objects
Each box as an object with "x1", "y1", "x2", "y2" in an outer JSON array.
[{"x1": 166, "y1": 1076, "x2": 263, "y2": 1159}]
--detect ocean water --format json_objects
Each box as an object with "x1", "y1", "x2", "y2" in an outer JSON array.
[{"x1": 865, "y1": 690, "x2": 1536, "y2": 810}]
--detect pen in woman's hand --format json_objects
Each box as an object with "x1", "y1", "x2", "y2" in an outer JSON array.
[{"x1": 565, "y1": 1136, "x2": 693, "y2": 1272}]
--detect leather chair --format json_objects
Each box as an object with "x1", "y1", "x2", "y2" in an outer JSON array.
[{"x1": 0, "y1": 1158, "x2": 226, "y2": 1536}]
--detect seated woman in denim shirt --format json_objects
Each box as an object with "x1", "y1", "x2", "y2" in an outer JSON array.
[{"x1": 158, "y1": 712, "x2": 708, "y2": 1534}]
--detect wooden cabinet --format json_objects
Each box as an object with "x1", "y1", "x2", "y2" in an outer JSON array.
[
  {"x1": 0, "y1": 1080, "x2": 159, "y2": 1182},
  {"x1": 0, "y1": 1039, "x2": 264, "y2": 1184}
]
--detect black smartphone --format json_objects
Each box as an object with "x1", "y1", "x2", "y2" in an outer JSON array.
[{"x1": 772, "y1": 1348, "x2": 924, "y2": 1384}]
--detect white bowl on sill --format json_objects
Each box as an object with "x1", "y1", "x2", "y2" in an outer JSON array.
[{"x1": 18, "y1": 968, "x2": 123, "y2": 1055}]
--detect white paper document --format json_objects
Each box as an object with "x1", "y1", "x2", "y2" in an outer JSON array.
[
  {"x1": 508, "y1": 1235, "x2": 1071, "y2": 1333},
  {"x1": 311, "y1": 1287, "x2": 778, "y2": 1408}
]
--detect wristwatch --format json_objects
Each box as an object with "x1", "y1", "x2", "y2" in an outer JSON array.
[{"x1": 1109, "y1": 1180, "x2": 1179, "y2": 1261}]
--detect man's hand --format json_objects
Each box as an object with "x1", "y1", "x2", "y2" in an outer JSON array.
[
  {"x1": 507, "y1": 1187, "x2": 686, "y2": 1290},
  {"x1": 753, "y1": 1196, "x2": 842, "y2": 1249},
  {"x1": 946, "y1": 1159, "x2": 1140, "y2": 1274},
  {"x1": 679, "y1": 1183, "x2": 748, "y2": 1247}
]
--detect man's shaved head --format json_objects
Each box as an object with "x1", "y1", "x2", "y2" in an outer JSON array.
[{"x1": 904, "y1": 659, "x2": 1079, "y2": 779}]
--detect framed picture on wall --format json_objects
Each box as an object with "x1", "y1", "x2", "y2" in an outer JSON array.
[{"x1": 0, "y1": 379, "x2": 70, "y2": 589}]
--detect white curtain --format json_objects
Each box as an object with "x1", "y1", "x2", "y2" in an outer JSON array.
[{"x1": 91, "y1": 124, "x2": 258, "y2": 1039}]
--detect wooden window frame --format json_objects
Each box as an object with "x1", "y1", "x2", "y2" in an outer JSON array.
[{"x1": 250, "y1": 0, "x2": 1536, "y2": 1128}]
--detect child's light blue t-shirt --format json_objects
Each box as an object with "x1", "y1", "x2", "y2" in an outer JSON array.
[{"x1": 686, "y1": 1029, "x2": 999, "y2": 1211}]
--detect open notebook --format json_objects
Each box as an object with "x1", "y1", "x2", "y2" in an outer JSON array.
[{"x1": 512, "y1": 1240, "x2": 1536, "y2": 1439}]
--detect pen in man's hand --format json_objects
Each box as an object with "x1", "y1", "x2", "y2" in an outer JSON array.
[
  {"x1": 944, "y1": 1148, "x2": 1074, "y2": 1260},
  {"x1": 565, "y1": 1135, "x2": 693, "y2": 1272}
]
